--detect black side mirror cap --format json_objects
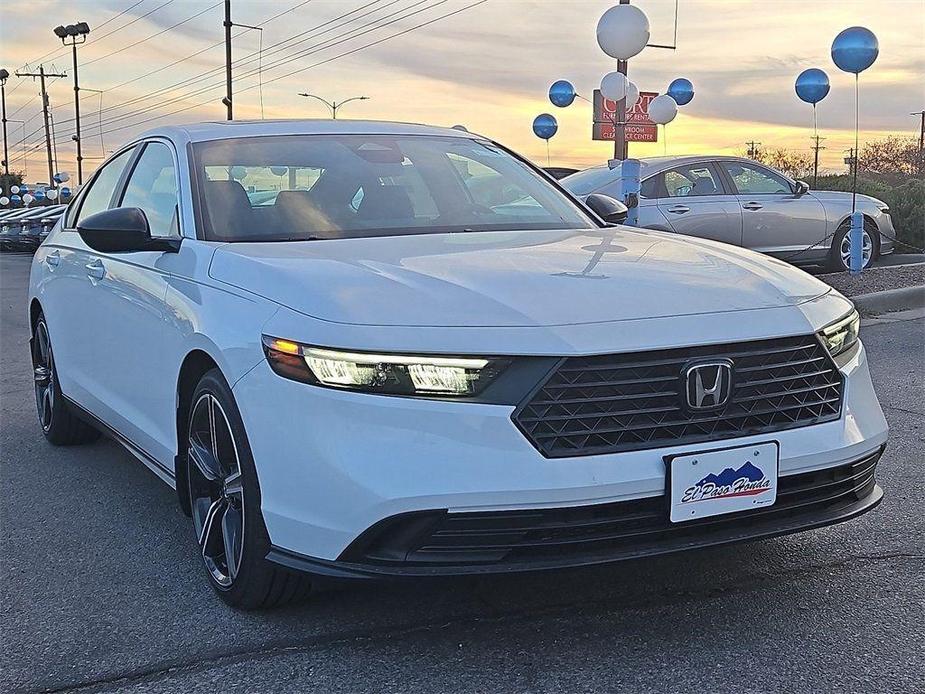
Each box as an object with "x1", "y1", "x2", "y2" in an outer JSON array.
[
  {"x1": 585, "y1": 193, "x2": 629, "y2": 225},
  {"x1": 793, "y1": 180, "x2": 810, "y2": 195},
  {"x1": 76, "y1": 207, "x2": 180, "y2": 253}
]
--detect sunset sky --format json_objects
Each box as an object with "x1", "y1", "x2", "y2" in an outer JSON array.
[{"x1": 1, "y1": 0, "x2": 922, "y2": 184}]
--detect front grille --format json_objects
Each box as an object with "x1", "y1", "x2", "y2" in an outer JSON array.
[
  {"x1": 513, "y1": 335, "x2": 843, "y2": 458},
  {"x1": 345, "y1": 452, "x2": 880, "y2": 567}
]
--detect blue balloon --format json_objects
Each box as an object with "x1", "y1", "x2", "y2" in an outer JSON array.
[
  {"x1": 549, "y1": 80, "x2": 576, "y2": 108},
  {"x1": 10, "y1": 195, "x2": 21, "y2": 203},
  {"x1": 34, "y1": 189, "x2": 46, "y2": 200},
  {"x1": 667, "y1": 78, "x2": 694, "y2": 106},
  {"x1": 60, "y1": 187, "x2": 72, "y2": 197},
  {"x1": 53, "y1": 173, "x2": 61, "y2": 183},
  {"x1": 832, "y1": 26, "x2": 878, "y2": 74},
  {"x1": 532, "y1": 114, "x2": 558, "y2": 140},
  {"x1": 795, "y1": 68, "x2": 830, "y2": 104}
]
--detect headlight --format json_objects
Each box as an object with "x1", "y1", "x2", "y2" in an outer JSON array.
[
  {"x1": 262, "y1": 336, "x2": 509, "y2": 396},
  {"x1": 819, "y1": 309, "x2": 860, "y2": 357}
]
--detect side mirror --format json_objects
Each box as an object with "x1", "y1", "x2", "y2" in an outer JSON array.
[
  {"x1": 585, "y1": 193, "x2": 629, "y2": 225},
  {"x1": 76, "y1": 207, "x2": 179, "y2": 253},
  {"x1": 793, "y1": 180, "x2": 810, "y2": 195}
]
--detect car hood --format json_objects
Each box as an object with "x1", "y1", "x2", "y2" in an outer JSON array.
[
  {"x1": 209, "y1": 229, "x2": 832, "y2": 328},
  {"x1": 811, "y1": 190, "x2": 885, "y2": 208}
]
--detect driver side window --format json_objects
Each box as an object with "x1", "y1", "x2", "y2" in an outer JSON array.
[
  {"x1": 119, "y1": 142, "x2": 179, "y2": 237},
  {"x1": 71, "y1": 147, "x2": 136, "y2": 228}
]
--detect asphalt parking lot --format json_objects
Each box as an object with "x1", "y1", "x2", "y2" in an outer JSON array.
[{"x1": 1, "y1": 251, "x2": 923, "y2": 694}]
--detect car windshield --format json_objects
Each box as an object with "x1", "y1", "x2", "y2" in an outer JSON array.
[
  {"x1": 560, "y1": 165, "x2": 621, "y2": 195},
  {"x1": 192, "y1": 134, "x2": 597, "y2": 242}
]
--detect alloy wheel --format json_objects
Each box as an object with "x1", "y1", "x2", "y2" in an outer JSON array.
[
  {"x1": 188, "y1": 393, "x2": 245, "y2": 588},
  {"x1": 32, "y1": 321, "x2": 55, "y2": 432},
  {"x1": 840, "y1": 228, "x2": 873, "y2": 270}
]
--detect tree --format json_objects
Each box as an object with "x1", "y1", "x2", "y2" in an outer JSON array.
[
  {"x1": 1, "y1": 171, "x2": 24, "y2": 196},
  {"x1": 859, "y1": 135, "x2": 923, "y2": 181},
  {"x1": 743, "y1": 147, "x2": 814, "y2": 180}
]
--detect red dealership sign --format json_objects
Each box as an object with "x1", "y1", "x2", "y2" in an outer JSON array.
[{"x1": 592, "y1": 89, "x2": 659, "y2": 142}]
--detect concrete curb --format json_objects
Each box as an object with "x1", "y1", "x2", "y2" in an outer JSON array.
[{"x1": 853, "y1": 285, "x2": 925, "y2": 316}]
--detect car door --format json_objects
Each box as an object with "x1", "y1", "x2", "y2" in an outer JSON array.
[
  {"x1": 652, "y1": 162, "x2": 743, "y2": 246},
  {"x1": 718, "y1": 160, "x2": 827, "y2": 259},
  {"x1": 73, "y1": 139, "x2": 186, "y2": 463},
  {"x1": 47, "y1": 145, "x2": 138, "y2": 409}
]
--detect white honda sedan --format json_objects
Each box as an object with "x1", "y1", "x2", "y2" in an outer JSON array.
[{"x1": 29, "y1": 120, "x2": 888, "y2": 609}]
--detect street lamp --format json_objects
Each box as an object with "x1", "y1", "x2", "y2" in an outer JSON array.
[
  {"x1": 53, "y1": 21, "x2": 90, "y2": 186},
  {"x1": 0, "y1": 68, "x2": 10, "y2": 179},
  {"x1": 297, "y1": 93, "x2": 369, "y2": 119}
]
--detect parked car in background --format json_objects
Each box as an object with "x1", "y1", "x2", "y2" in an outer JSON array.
[
  {"x1": 562, "y1": 156, "x2": 895, "y2": 272},
  {"x1": 0, "y1": 205, "x2": 66, "y2": 252},
  {"x1": 30, "y1": 121, "x2": 887, "y2": 609}
]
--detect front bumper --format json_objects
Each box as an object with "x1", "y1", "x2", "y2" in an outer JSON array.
[
  {"x1": 232, "y1": 339, "x2": 888, "y2": 575},
  {"x1": 268, "y1": 447, "x2": 883, "y2": 578}
]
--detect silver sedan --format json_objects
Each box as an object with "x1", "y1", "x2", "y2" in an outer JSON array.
[{"x1": 562, "y1": 155, "x2": 895, "y2": 271}]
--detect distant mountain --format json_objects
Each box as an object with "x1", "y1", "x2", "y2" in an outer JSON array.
[{"x1": 696, "y1": 461, "x2": 765, "y2": 487}]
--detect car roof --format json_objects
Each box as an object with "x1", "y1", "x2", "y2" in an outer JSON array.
[
  {"x1": 573, "y1": 155, "x2": 783, "y2": 179},
  {"x1": 137, "y1": 119, "x2": 483, "y2": 145}
]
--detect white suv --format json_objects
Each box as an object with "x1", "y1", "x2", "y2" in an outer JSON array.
[{"x1": 29, "y1": 120, "x2": 888, "y2": 608}]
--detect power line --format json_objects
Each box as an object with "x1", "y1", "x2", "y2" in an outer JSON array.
[
  {"x1": 83, "y1": 2, "x2": 222, "y2": 67},
  {"x1": 61, "y1": 0, "x2": 490, "y2": 142},
  {"x1": 66, "y1": 0, "x2": 391, "y2": 125},
  {"x1": 52, "y1": 0, "x2": 426, "y2": 137},
  {"x1": 8, "y1": 0, "x2": 319, "y2": 152},
  {"x1": 14, "y1": 0, "x2": 150, "y2": 73}
]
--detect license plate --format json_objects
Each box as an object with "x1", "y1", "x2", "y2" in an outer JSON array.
[{"x1": 668, "y1": 442, "x2": 779, "y2": 523}]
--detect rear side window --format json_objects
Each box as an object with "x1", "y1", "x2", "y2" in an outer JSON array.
[{"x1": 72, "y1": 148, "x2": 135, "y2": 227}]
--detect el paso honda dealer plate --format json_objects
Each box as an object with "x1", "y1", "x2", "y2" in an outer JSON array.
[{"x1": 668, "y1": 442, "x2": 779, "y2": 523}]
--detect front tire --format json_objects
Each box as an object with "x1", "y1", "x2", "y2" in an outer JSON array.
[
  {"x1": 185, "y1": 369, "x2": 311, "y2": 609},
  {"x1": 31, "y1": 313, "x2": 100, "y2": 446}
]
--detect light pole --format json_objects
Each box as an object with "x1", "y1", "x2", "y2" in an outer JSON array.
[
  {"x1": 54, "y1": 22, "x2": 90, "y2": 186},
  {"x1": 0, "y1": 68, "x2": 9, "y2": 179},
  {"x1": 297, "y1": 93, "x2": 369, "y2": 119}
]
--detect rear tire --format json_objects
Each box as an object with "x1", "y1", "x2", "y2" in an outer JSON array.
[
  {"x1": 827, "y1": 218, "x2": 879, "y2": 272},
  {"x1": 185, "y1": 369, "x2": 312, "y2": 609},
  {"x1": 31, "y1": 313, "x2": 100, "y2": 446}
]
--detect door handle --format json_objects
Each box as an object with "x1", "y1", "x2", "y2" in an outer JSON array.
[
  {"x1": 45, "y1": 250, "x2": 60, "y2": 268},
  {"x1": 666, "y1": 205, "x2": 690, "y2": 214},
  {"x1": 85, "y1": 259, "x2": 105, "y2": 281},
  {"x1": 743, "y1": 202, "x2": 763, "y2": 210}
]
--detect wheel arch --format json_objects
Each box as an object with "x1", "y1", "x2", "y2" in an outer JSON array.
[
  {"x1": 834, "y1": 213, "x2": 880, "y2": 252},
  {"x1": 174, "y1": 349, "x2": 222, "y2": 516},
  {"x1": 29, "y1": 298, "x2": 42, "y2": 330}
]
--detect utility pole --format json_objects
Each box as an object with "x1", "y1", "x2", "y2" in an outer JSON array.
[
  {"x1": 16, "y1": 65, "x2": 66, "y2": 188},
  {"x1": 810, "y1": 134, "x2": 826, "y2": 187},
  {"x1": 746, "y1": 140, "x2": 761, "y2": 159},
  {"x1": 844, "y1": 147, "x2": 857, "y2": 177},
  {"x1": 913, "y1": 110, "x2": 925, "y2": 175},
  {"x1": 222, "y1": 0, "x2": 233, "y2": 120},
  {"x1": 0, "y1": 68, "x2": 9, "y2": 179},
  {"x1": 54, "y1": 22, "x2": 90, "y2": 185}
]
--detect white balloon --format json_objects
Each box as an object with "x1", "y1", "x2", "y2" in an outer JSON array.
[
  {"x1": 647, "y1": 94, "x2": 678, "y2": 124},
  {"x1": 46, "y1": 189, "x2": 59, "y2": 200},
  {"x1": 56, "y1": 172, "x2": 70, "y2": 183},
  {"x1": 0, "y1": 196, "x2": 9, "y2": 206},
  {"x1": 596, "y1": 4, "x2": 650, "y2": 60},
  {"x1": 22, "y1": 193, "x2": 34, "y2": 205},
  {"x1": 625, "y1": 81, "x2": 640, "y2": 110},
  {"x1": 10, "y1": 185, "x2": 19, "y2": 194},
  {"x1": 600, "y1": 71, "x2": 628, "y2": 102}
]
